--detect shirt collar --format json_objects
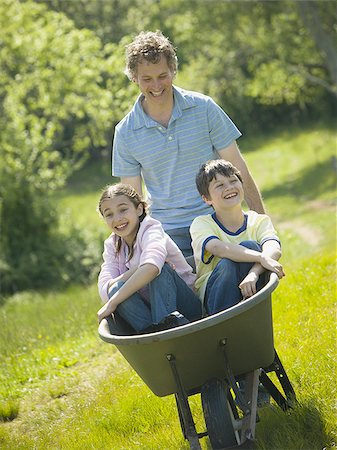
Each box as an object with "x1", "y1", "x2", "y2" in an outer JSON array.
[
  {"x1": 212, "y1": 212, "x2": 248, "y2": 236},
  {"x1": 132, "y1": 85, "x2": 197, "y2": 130}
]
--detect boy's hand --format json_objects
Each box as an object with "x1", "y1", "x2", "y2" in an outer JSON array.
[
  {"x1": 97, "y1": 300, "x2": 116, "y2": 323},
  {"x1": 239, "y1": 272, "x2": 259, "y2": 299},
  {"x1": 260, "y1": 254, "x2": 285, "y2": 279}
]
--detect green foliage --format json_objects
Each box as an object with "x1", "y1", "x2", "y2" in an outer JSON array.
[
  {"x1": 36, "y1": 0, "x2": 337, "y2": 114},
  {"x1": 0, "y1": 0, "x2": 126, "y2": 293},
  {"x1": 1, "y1": 0, "x2": 336, "y2": 293}
]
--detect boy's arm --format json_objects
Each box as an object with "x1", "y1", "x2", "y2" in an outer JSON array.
[
  {"x1": 246, "y1": 239, "x2": 282, "y2": 277},
  {"x1": 239, "y1": 240, "x2": 284, "y2": 299},
  {"x1": 206, "y1": 238, "x2": 284, "y2": 275}
]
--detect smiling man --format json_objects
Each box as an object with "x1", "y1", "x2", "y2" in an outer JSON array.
[{"x1": 112, "y1": 30, "x2": 265, "y2": 256}]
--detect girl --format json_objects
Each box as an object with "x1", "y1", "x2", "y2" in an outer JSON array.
[{"x1": 97, "y1": 183, "x2": 202, "y2": 333}]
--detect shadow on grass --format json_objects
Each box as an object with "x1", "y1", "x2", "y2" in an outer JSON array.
[
  {"x1": 262, "y1": 158, "x2": 336, "y2": 202},
  {"x1": 257, "y1": 400, "x2": 331, "y2": 450}
]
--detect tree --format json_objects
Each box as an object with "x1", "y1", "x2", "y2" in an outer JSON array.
[
  {"x1": 0, "y1": 0, "x2": 131, "y2": 292},
  {"x1": 297, "y1": 0, "x2": 337, "y2": 96}
]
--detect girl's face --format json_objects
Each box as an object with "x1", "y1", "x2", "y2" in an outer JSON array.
[{"x1": 100, "y1": 195, "x2": 143, "y2": 246}]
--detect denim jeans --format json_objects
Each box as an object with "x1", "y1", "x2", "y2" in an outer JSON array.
[
  {"x1": 109, "y1": 263, "x2": 202, "y2": 332},
  {"x1": 205, "y1": 240, "x2": 265, "y2": 315},
  {"x1": 165, "y1": 227, "x2": 193, "y2": 257}
]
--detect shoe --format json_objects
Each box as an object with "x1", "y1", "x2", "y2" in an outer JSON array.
[
  {"x1": 257, "y1": 383, "x2": 271, "y2": 407},
  {"x1": 237, "y1": 380, "x2": 271, "y2": 408},
  {"x1": 139, "y1": 323, "x2": 164, "y2": 334},
  {"x1": 139, "y1": 312, "x2": 189, "y2": 334},
  {"x1": 158, "y1": 311, "x2": 189, "y2": 330}
]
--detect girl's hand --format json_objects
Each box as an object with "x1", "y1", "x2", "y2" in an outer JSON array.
[
  {"x1": 239, "y1": 272, "x2": 259, "y2": 299},
  {"x1": 97, "y1": 300, "x2": 116, "y2": 323},
  {"x1": 259, "y1": 254, "x2": 285, "y2": 279}
]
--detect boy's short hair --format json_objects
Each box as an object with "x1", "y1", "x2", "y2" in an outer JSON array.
[
  {"x1": 125, "y1": 30, "x2": 178, "y2": 81},
  {"x1": 196, "y1": 159, "x2": 243, "y2": 198}
]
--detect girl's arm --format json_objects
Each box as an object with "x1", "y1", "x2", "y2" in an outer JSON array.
[
  {"x1": 98, "y1": 237, "x2": 139, "y2": 303},
  {"x1": 106, "y1": 266, "x2": 138, "y2": 292},
  {"x1": 97, "y1": 263, "x2": 159, "y2": 322}
]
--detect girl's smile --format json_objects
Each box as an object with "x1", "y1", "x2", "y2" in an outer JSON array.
[{"x1": 101, "y1": 195, "x2": 143, "y2": 246}]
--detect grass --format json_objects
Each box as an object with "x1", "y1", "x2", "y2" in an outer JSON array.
[{"x1": 0, "y1": 123, "x2": 336, "y2": 449}]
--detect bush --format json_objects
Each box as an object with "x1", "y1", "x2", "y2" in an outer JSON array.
[{"x1": 0, "y1": 188, "x2": 101, "y2": 294}]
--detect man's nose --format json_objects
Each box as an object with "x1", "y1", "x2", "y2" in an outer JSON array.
[{"x1": 152, "y1": 78, "x2": 161, "y2": 90}]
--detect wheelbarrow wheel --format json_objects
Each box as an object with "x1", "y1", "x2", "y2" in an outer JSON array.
[{"x1": 201, "y1": 378, "x2": 238, "y2": 449}]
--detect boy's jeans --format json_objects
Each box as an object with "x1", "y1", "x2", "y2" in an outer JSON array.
[
  {"x1": 205, "y1": 240, "x2": 265, "y2": 314},
  {"x1": 108, "y1": 263, "x2": 202, "y2": 333}
]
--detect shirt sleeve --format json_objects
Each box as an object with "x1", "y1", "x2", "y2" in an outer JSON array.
[
  {"x1": 190, "y1": 216, "x2": 219, "y2": 265},
  {"x1": 112, "y1": 126, "x2": 141, "y2": 177},
  {"x1": 207, "y1": 97, "x2": 242, "y2": 150},
  {"x1": 97, "y1": 237, "x2": 125, "y2": 303},
  {"x1": 138, "y1": 220, "x2": 168, "y2": 272},
  {"x1": 255, "y1": 215, "x2": 280, "y2": 246}
]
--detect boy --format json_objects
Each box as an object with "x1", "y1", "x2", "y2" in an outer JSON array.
[{"x1": 190, "y1": 159, "x2": 285, "y2": 314}]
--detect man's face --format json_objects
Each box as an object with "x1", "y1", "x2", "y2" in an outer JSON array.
[{"x1": 134, "y1": 56, "x2": 175, "y2": 108}]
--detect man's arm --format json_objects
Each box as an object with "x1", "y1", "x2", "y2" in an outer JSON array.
[
  {"x1": 218, "y1": 141, "x2": 265, "y2": 213},
  {"x1": 120, "y1": 175, "x2": 143, "y2": 196}
]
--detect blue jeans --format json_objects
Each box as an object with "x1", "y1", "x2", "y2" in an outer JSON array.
[
  {"x1": 205, "y1": 241, "x2": 265, "y2": 314},
  {"x1": 109, "y1": 263, "x2": 202, "y2": 332},
  {"x1": 165, "y1": 227, "x2": 193, "y2": 257}
]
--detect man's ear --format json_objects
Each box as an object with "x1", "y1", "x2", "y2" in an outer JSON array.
[{"x1": 202, "y1": 194, "x2": 213, "y2": 206}]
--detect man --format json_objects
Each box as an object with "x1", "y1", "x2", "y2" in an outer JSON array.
[{"x1": 112, "y1": 30, "x2": 265, "y2": 256}]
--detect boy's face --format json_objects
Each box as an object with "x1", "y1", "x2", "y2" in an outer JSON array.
[{"x1": 202, "y1": 173, "x2": 244, "y2": 210}]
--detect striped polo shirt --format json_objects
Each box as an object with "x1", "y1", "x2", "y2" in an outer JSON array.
[{"x1": 112, "y1": 85, "x2": 242, "y2": 230}]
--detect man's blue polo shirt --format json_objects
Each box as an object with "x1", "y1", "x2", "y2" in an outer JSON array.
[{"x1": 112, "y1": 86, "x2": 242, "y2": 230}]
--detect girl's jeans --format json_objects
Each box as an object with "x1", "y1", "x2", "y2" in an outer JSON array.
[
  {"x1": 205, "y1": 240, "x2": 265, "y2": 315},
  {"x1": 108, "y1": 263, "x2": 202, "y2": 332}
]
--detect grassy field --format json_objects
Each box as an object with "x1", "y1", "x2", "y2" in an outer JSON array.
[{"x1": 0, "y1": 124, "x2": 336, "y2": 449}]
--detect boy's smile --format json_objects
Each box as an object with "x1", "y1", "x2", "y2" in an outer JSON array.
[{"x1": 203, "y1": 174, "x2": 244, "y2": 210}]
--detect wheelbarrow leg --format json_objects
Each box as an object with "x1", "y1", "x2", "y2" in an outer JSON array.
[
  {"x1": 240, "y1": 369, "x2": 260, "y2": 443},
  {"x1": 167, "y1": 354, "x2": 202, "y2": 450},
  {"x1": 260, "y1": 349, "x2": 296, "y2": 411}
]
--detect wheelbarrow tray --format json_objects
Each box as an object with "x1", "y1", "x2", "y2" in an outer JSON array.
[{"x1": 98, "y1": 273, "x2": 279, "y2": 397}]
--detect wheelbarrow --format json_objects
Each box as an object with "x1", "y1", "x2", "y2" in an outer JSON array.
[{"x1": 98, "y1": 271, "x2": 296, "y2": 449}]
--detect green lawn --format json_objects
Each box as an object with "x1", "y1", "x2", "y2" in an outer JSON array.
[{"x1": 0, "y1": 124, "x2": 336, "y2": 449}]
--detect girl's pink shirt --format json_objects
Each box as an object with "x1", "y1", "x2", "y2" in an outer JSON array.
[{"x1": 98, "y1": 215, "x2": 196, "y2": 302}]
